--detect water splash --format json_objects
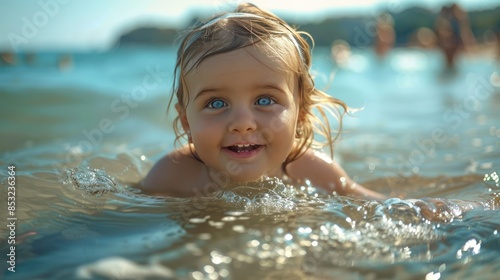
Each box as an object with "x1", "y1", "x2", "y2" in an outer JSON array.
[
  {"x1": 188, "y1": 177, "x2": 448, "y2": 274},
  {"x1": 65, "y1": 168, "x2": 117, "y2": 196},
  {"x1": 213, "y1": 177, "x2": 324, "y2": 214}
]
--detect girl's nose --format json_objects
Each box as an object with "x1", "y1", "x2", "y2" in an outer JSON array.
[{"x1": 228, "y1": 106, "x2": 257, "y2": 134}]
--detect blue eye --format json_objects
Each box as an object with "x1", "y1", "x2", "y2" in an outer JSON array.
[
  {"x1": 255, "y1": 97, "x2": 275, "y2": 106},
  {"x1": 207, "y1": 99, "x2": 226, "y2": 109}
]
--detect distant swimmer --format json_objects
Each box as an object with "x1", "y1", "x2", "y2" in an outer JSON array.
[
  {"x1": 374, "y1": 13, "x2": 395, "y2": 59},
  {"x1": 0, "y1": 52, "x2": 16, "y2": 66},
  {"x1": 58, "y1": 54, "x2": 73, "y2": 71},
  {"x1": 435, "y1": 3, "x2": 475, "y2": 70},
  {"x1": 331, "y1": 40, "x2": 351, "y2": 68}
]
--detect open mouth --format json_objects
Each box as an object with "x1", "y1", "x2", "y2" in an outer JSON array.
[{"x1": 226, "y1": 144, "x2": 262, "y2": 153}]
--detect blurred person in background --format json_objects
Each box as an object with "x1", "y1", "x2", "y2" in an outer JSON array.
[
  {"x1": 374, "y1": 13, "x2": 395, "y2": 59},
  {"x1": 435, "y1": 3, "x2": 476, "y2": 71}
]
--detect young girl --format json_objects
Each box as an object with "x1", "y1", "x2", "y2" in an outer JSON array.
[{"x1": 141, "y1": 3, "x2": 385, "y2": 200}]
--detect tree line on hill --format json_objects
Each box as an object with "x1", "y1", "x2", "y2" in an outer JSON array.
[{"x1": 116, "y1": 6, "x2": 500, "y2": 48}]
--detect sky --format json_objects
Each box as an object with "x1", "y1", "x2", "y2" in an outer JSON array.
[{"x1": 1, "y1": 0, "x2": 498, "y2": 51}]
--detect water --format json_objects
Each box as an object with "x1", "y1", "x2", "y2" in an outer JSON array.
[{"x1": 1, "y1": 46, "x2": 500, "y2": 279}]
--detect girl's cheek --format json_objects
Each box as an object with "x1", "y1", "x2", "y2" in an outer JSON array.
[{"x1": 194, "y1": 117, "x2": 223, "y2": 132}]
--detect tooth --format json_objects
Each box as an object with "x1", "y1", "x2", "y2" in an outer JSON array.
[{"x1": 236, "y1": 144, "x2": 252, "y2": 148}]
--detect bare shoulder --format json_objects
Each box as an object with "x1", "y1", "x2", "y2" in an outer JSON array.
[
  {"x1": 287, "y1": 149, "x2": 385, "y2": 200},
  {"x1": 286, "y1": 149, "x2": 341, "y2": 190},
  {"x1": 140, "y1": 145, "x2": 207, "y2": 197}
]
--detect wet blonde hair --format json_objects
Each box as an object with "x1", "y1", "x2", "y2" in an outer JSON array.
[{"x1": 169, "y1": 2, "x2": 348, "y2": 170}]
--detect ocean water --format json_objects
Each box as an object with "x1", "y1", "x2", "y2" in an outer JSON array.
[{"x1": 1, "y1": 45, "x2": 500, "y2": 279}]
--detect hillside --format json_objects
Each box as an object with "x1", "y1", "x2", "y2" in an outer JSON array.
[{"x1": 115, "y1": 6, "x2": 500, "y2": 48}]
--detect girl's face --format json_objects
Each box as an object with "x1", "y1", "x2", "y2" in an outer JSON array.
[{"x1": 181, "y1": 46, "x2": 300, "y2": 182}]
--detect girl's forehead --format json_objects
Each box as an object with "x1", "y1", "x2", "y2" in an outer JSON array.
[
  {"x1": 185, "y1": 41, "x2": 299, "y2": 78},
  {"x1": 195, "y1": 46, "x2": 281, "y2": 72},
  {"x1": 184, "y1": 46, "x2": 299, "y2": 97}
]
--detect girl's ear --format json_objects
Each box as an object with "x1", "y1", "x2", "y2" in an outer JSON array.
[{"x1": 175, "y1": 103, "x2": 190, "y2": 132}]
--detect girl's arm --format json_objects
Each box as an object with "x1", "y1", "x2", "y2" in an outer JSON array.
[{"x1": 287, "y1": 149, "x2": 386, "y2": 200}]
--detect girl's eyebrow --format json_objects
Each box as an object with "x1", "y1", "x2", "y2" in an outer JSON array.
[
  {"x1": 252, "y1": 84, "x2": 288, "y2": 94},
  {"x1": 194, "y1": 83, "x2": 289, "y2": 100},
  {"x1": 194, "y1": 87, "x2": 226, "y2": 100}
]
